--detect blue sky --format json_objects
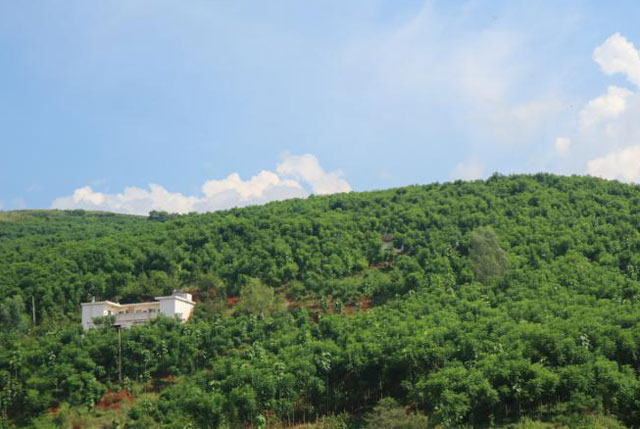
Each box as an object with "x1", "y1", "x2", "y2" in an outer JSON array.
[{"x1": 2, "y1": 1, "x2": 640, "y2": 214}]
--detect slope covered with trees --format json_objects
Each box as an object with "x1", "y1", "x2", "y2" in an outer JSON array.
[{"x1": 2, "y1": 174, "x2": 640, "y2": 427}]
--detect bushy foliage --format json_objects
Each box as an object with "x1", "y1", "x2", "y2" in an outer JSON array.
[
  {"x1": 0, "y1": 296, "x2": 29, "y2": 332},
  {"x1": 363, "y1": 398, "x2": 429, "y2": 428},
  {"x1": 469, "y1": 225, "x2": 508, "y2": 283},
  {"x1": 3, "y1": 175, "x2": 640, "y2": 426},
  {"x1": 234, "y1": 278, "x2": 287, "y2": 318}
]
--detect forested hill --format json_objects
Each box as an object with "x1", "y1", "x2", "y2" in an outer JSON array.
[{"x1": 2, "y1": 173, "x2": 640, "y2": 427}]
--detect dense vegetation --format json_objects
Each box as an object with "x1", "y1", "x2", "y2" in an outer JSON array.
[{"x1": 2, "y1": 174, "x2": 640, "y2": 427}]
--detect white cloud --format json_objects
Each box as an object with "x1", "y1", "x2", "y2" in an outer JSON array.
[
  {"x1": 450, "y1": 159, "x2": 485, "y2": 181},
  {"x1": 580, "y1": 90, "x2": 640, "y2": 182},
  {"x1": 593, "y1": 33, "x2": 640, "y2": 88},
  {"x1": 581, "y1": 36, "x2": 640, "y2": 182},
  {"x1": 555, "y1": 33, "x2": 640, "y2": 183},
  {"x1": 579, "y1": 85, "x2": 633, "y2": 130},
  {"x1": 201, "y1": 171, "x2": 302, "y2": 200},
  {"x1": 276, "y1": 153, "x2": 351, "y2": 194},
  {"x1": 587, "y1": 145, "x2": 640, "y2": 182},
  {"x1": 555, "y1": 137, "x2": 571, "y2": 156},
  {"x1": 51, "y1": 154, "x2": 350, "y2": 215},
  {"x1": 52, "y1": 184, "x2": 200, "y2": 215}
]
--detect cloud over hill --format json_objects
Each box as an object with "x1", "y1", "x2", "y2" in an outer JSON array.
[{"x1": 51, "y1": 154, "x2": 350, "y2": 215}]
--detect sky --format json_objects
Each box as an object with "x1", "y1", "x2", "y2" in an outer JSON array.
[{"x1": 1, "y1": 1, "x2": 640, "y2": 214}]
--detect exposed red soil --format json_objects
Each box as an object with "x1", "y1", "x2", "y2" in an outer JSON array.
[
  {"x1": 226, "y1": 296, "x2": 240, "y2": 307},
  {"x1": 96, "y1": 390, "x2": 134, "y2": 411},
  {"x1": 359, "y1": 296, "x2": 372, "y2": 311}
]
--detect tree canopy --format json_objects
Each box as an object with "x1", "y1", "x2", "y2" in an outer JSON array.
[{"x1": 2, "y1": 174, "x2": 640, "y2": 427}]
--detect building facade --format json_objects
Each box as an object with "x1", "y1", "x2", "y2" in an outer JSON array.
[{"x1": 81, "y1": 291, "x2": 195, "y2": 330}]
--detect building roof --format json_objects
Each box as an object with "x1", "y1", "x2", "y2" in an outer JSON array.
[
  {"x1": 81, "y1": 291, "x2": 194, "y2": 307},
  {"x1": 154, "y1": 294, "x2": 195, "y2": 304},
  {"x1": 80, "y1": 300, "x2": 159, "y2": 308}
]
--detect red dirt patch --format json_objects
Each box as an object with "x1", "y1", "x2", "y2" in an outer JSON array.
[
  {"x1": 359, "y1": 296, "x2": 372, "y2": 311},
  {"x1": 96, "y1": 390, "x2": 134, "y2": 411},
  {"x1": 227, "y1": 296, "x2": 240, "y2": 307}
]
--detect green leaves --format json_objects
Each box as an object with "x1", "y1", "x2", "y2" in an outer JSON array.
[
  {"x1": 0, "y1": 295, "x2": 29, "y2": 332},
  {"x1": 6, "y1": 175, "x2": 640, "y2": 426},
  {"x1": 234, "y1": 278, "x2": 287, "y2": 318},
  {"x1": 363, "y1": 397, "x2": 429, "y2": 428},
  {"x1": 469, "y1": 226, "x2": 508, "y2": 284}
]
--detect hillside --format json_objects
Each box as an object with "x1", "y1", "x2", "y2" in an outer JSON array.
[{"x1": 2, "y1": 174, "x2": 640, "y2": 427}]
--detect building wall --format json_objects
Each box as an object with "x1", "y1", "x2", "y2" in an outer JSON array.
[
  {"x1": 82, "y1": 292, "x2": 194, "y2": 330},
  {"x1": 174, "y1": 298, "x2": 195, "y2": 321},
  {"x1": 81, "y1": 303, "x2": 111, "y2": 329},
  {"x1": 158, "y1": 296, "x2": 195, "y2": 321}
]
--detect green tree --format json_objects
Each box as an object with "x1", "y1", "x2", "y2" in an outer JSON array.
[
  {"x1": 0, "y1": 295, "x2": 29, "y2": 332},
  {"x1": 235, "y1": 278, "x2": 285, "y2": 318},
  {"x1": 469, "y1": 226, "x2": 508, "y2": 283}
]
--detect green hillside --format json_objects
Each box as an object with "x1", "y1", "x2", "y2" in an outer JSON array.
[{"x1": 2, "y1": 174, "x2": 640, "y2": 427}]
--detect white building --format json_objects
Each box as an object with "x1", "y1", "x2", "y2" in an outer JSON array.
[{"x1": 81, "y1": 291, "x2": 195, "y2": 330}]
